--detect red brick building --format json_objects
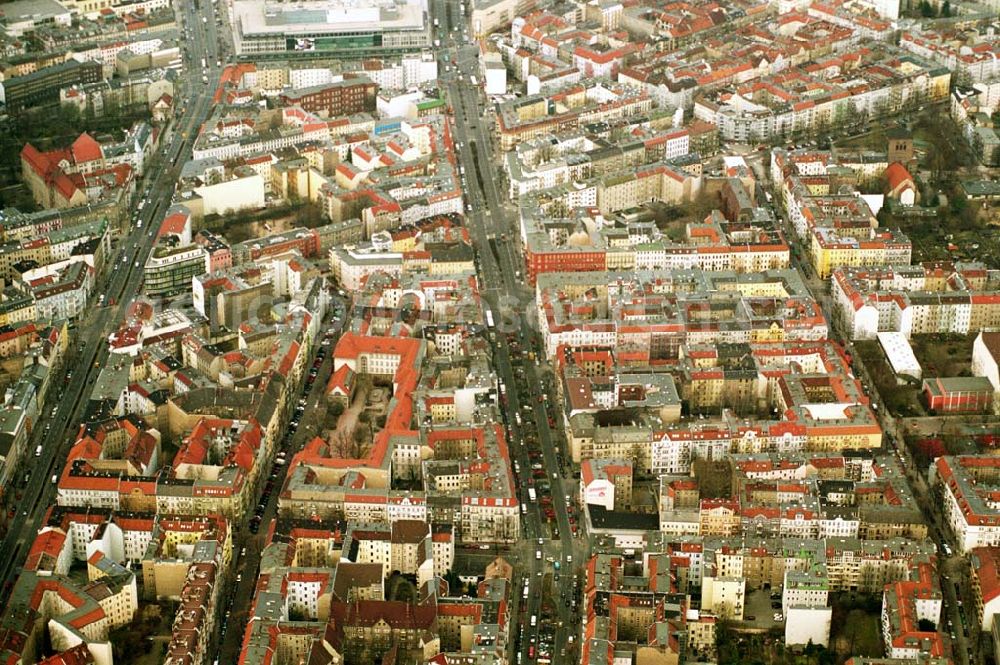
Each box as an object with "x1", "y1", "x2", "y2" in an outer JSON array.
[
  {"x1": 922, "y1": 376, "x2": 994, "y2": 413},
  {"x1": 278, "y1": 75, "x2": 377, "y2": 118},
  {"x1": 524, "y1": 247, "x2": 605, "y2": 284}
]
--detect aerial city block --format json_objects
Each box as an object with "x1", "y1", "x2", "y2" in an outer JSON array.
[{"x1": 0, "y1": 0, "x2": 996, "y2": 663}]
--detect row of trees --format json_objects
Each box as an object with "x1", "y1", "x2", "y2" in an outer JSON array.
[
  {"x1": 917, "y1": 0, "x2": 951, "y2": 17},
  {"x1": 714, "y1": 624, "x2": 837, "y2": 665},
  {"x1": 201, "y1": 200, "x2": 325, "y2": 243}
]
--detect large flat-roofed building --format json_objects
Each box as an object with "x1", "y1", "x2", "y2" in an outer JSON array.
[
  {"x1": 471, "y1": 0, "x2": 535, "y2": 38},
  {"x1": 0, "y1": 0, "x2": 72, "y2": 36},
  {"x1": 232, "y1": 0, "x2": 430, "y2": 57},
  {"x1": 2, "y1": 59, "x2": 103, "y2": 112}
]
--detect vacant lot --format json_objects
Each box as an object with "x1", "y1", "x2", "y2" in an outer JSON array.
[
  {"x1": 831, "y1": 608, "x2": 882, "y2": 661},
  {"x1": 200, "y1": 201, "x2": 325, "y2": 243},
  {"x1": 857, "y1": 334, "x2": 974, "y2": 417},
  {"x1": 856, "y1": 340, "x2": 924, "y2": 417},
  {"x1": 910, "y1": 334, "x2": 973, "y2": 378}
]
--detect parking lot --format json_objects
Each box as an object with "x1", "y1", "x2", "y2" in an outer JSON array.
[{"x1": 740, "y1": 589, "x2": 785, "y2": 631}]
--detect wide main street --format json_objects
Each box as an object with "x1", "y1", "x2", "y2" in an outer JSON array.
[
  {"x1": 0, "y1": 0, "x2": 583, "y2": 655},
  {"x1": 432, "y1": 4, "x2": 587, "y2": 662},
  {"x1": 0, "y1": 0, "x2": 224, "y2": 607}
]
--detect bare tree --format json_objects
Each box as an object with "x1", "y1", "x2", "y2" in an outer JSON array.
[
  {"x1": 719, "y1": 383, "x2": 760, "y2": 417},
  {"x1": 693, "y1": 459, "x2": 734, "y2": 499},
  {"x1": 329, "y1": 426, "x2": 366, "y2": 459}
]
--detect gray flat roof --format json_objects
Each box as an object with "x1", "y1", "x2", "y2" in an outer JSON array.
[
  {"x1": 962, "y1": 180, "x2": 1000, "y2": 197},
  {"x1": 234, "y1": 0, "x2": 425, "y2": 35},
  {"x1": 0, "y1": 0, "x2": 70, "y2": 22}
]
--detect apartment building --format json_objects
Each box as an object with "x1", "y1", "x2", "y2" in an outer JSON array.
[
  {"x1": 0, "y1": 509, "x2": 229, "y2": 665},
  {"x1": 778, "y1": 171, "x2": 911, "y2": 279},
  {"x1": 59, "y1": 284, "x2": 324, "y2": 519},
  {"x1": 583, "y1": 552, "x2": 718, "y2": 663},
  {"x1": 931, "y1": 456, "x2": 1000, "y2": 553},
  {"x1": 695, "y1": 48, "x2": 950, "y2": 143},
  {"x1": 283, "y1": 333, "x2": 519, "y2": 545},
  {"x1": 143, "y1": 242, "x2": 210, "y2": 297},
  {"x1": 580, "y1": 458, "x2": 633, "y2": 511},
  {"x1": 496, "y1": 82, "x2": 652, "y2": 151},
  {"x1": 832, "y1": 262, "x2": 1000, "y2": 340},
  {"x1": 970, "y1": 546, "x2": 1000, "y2": 634},
  {"x1": 238, "y1": 516, "x2": 504, "y2": 663},
  {"x1": 881, "y1": 563, "x2": 944, "y2": 660},
  {"x1": 277, "y1": 75, "x2": 378, "y2": 118},
  {"x1": 536, "y1": 269, "x2": 826, "y2": 361},
  {"x1": 900, "y1": 29, "x2": 1000, "y2": 86}
]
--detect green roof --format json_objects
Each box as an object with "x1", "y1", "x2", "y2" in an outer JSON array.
[{"x1": 416, "y1": 98, "x2": 445, "y2": 111}]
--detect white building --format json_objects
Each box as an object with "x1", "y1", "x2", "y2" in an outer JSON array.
[
  {"x1": 376, "y1": 90, "x2": 425, "y2": 119},
  {"x1": 878, "y1": 331, "x2": 922, "y2": 383},
  {"x1": 782, "y1": 566, "x2": 829, "y2": 616},
  {"x1": 289, "y1": 67, "x2": 334, "y2": 90},
  {"x1": 973, "y1": 331, "x2": 1000, "y2": 392},
  {"x1": 931, "y1": 456, "x2": 1000, "y2": 553},
  {"x1": 700, "y1": 576, "x2": 745, "y2": 620},
  {"x1": 400, "y1": 52, "x2": 439, "y2": 88},
  {"x1": 329, "y1": 247, "x2": 403, "y2": 291},
  {"x1": 580, "y1": 460, "x2": 615, "y2": 510},
  {"x1": 355, "y1": 54, "x2": 436, "y2": 90},
  {"x1": 483, "y1": 53, "x2": 507, "y2": 96},
  {"x1": 194, "y1": 173, "x2": 266, "y2": 217},
  {"x1": 785, "y1": 606, "x2": 832, "y2": 647}
]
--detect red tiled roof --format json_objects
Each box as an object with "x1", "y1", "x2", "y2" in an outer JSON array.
[
  {"x1": 973, "y1": 546, "x2": 1000, "y2": 604},
  {"x1": 159, "y1": 211, "x2": 190, "y2": 238},
  {"x1": 20, "y1": 143, "x2": 49, "y2": 178},
  {"x1": 37, "y1": 644, "x2": 94, "y2": 665},
  {"x1": 70, "y1": 133, "x2": 103, "y2": 164},
  {"x1": 885, "y1": 162, "x2": 913, "y2": 193},
  {"x1": 51, "y1": 173, "x2": 79, "y2": 201}
]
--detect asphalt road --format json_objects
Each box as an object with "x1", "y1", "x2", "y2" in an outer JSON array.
[
  {"x1": 433, "y1": 8, "x2": 586, "y2": 661},
  {"x1": 214, "y1": 309, "x2": 343, "y2": 662},
  {"x1": 770, "y1": 178, "x2": 974, "y2": 665},
  {"x1": 0, "y1": 0, "x2": 223, "y2": 607}
]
